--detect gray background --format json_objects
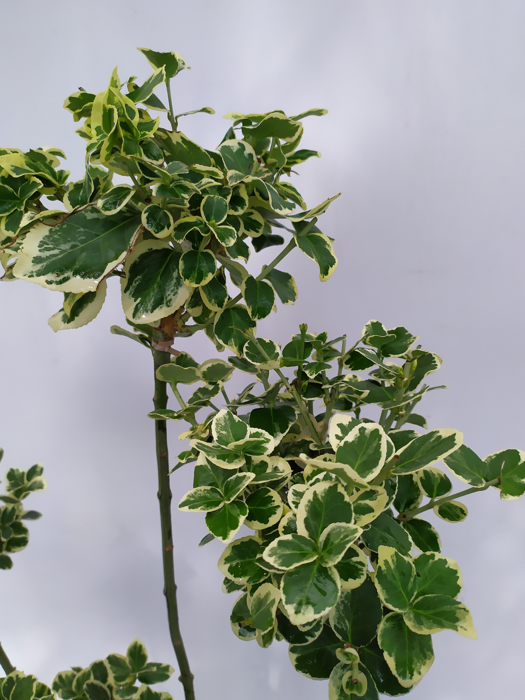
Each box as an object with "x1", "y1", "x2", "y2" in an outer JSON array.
[{"x1": 1, "y1": 1, "x2": 524, "y2": 698}]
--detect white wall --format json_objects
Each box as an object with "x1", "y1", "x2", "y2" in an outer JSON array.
[{"x1": 1, "y1": 2, "x2": 524, "y2": 698}]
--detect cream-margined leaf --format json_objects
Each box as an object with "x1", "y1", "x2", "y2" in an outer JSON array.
[
  {"x1": 179, "y1": 249, "x2": 216, "y2": 287},
  {"x1": 393, "y1": 429, "x2": 463, "y2": 476},
  {"x1": 378, "y1": 613, "x2": 434, "y2": 688},
  {"x1": 48, "y1": 280, "x2": 107, "y2": 332},
  {"x1": 242, "y1": 276, "x2": 275, "y2": 321},
  {"x1": 141, "y1": 204, "x2": 173, "y2": 238},
  {"x1": 122, "y1": 240, "x2": 190, "y2": 324}
]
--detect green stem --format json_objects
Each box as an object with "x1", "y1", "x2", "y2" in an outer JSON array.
[
  {"x1": 153, "y1": 350, "x2": 196, "y2": 700},
  {"x1": 0, "y1": 643, "x2": 15, "y2": 675},
  {"x1": 166, "y1": 79, "x2": 178, "y2": 131},
  {"x1": 221, "y1": 387, "x2": 231, "y2": 406},
  {"x1": 171, "y1": 384, "x2": 198, "y2": 428},
  {"x1": 247, "y1": 335, "x2": 323, "y2": 446},
  {"x1": 399, "y1": 478, "x2": 501, "y2": 521}
]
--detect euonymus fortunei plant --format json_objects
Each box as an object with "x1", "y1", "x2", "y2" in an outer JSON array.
[{"x1": 1, "y1": 47, "x2": 524, "y2": 700}]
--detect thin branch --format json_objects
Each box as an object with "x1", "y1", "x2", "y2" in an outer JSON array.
[{"x1": 398, "y1": 478, "x2": 501, "y2": 521}]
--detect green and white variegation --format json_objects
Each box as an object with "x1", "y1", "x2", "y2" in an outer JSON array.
[
  {"x1": 121, "y1": 240, "x2": 190, "y2": 324},
  {"x1": 48, "y1": 280, "x2": 107, "y2": 332}
]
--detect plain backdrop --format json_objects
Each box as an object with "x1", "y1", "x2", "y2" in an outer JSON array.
[{"x1": 1, "y1": 2, "x2": 525, "y2": 699}]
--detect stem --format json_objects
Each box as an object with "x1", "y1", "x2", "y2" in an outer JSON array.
[
  {"x1": 247, "y1": 335, "x2": 323, "y2": 446},
  {"x1": 153, "y1": 350, "x2": 196, "y2": 700},
  {"x1": 0, "y1": 643, "x2": 15, "y2": 675},
  {"x1": 166, "y1": 80, "x2": 178, "y2": 131},
  {"x1": 171, "y1": 384, "x2": 198, "y2": 428},
  {"x1": 399, "y1": 478, "x2": 501, "y2": 521}
]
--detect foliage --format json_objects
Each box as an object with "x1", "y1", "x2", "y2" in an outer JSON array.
[{"x1": 1, "y1": 46, "x2": 524, "y2": 700}]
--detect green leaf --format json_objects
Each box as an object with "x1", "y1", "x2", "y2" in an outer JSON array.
[
  {"x1": 97, "y1": 185, "x2": 134, "y2": 215},
  {"x1": 205, "y1": 500, "x2": 248, "y2": 543},
  {"x1": 393, "y1": 475, "x2": 423, "y2": 513},
  {"x1": 393, "y1": 430, "x2": 463, "y2": 476},
  {"x1": 262, "y1": 534, "x2": 318, "y2": 570},
  {"x1": 244, "y1": 113, "x2": 303, "y2": 143},
  {"x1": 250, "y1": 455, "x2": 291, "y2": 484},
  {"x1": 127, "y1": 66, "x2": 166, "y2": 103},
  {"x1": 242, "y1": 276, "x2": 275, "y2": 321},
  {"x1": 361, "y1": 512, "x2": 412, "y2": 556},
  {"x1": 276, "y1": 609, "x2": 323, "y2": 645},
  {"x1": 418, "y1": 468, "x2": 452, "y2": 499},
  {"x1": 137, "y1": 47, "x2": 188, "y2": 79},
  {"x1": 137, "y1": 663, "x2": 174, "y2": 684},
  {"x1": 199, "y1": 358, "x2": 233, "y2": 385},
  {"x1": 319, "y1": 523, "x2": 361, "y2": 566},
  {"x1": 158, "y1": 130, "x2": 212, "y2": 167},
  {"x1": 105, "y1": 655, "x2": 133, "y2": 685},
  {"x1": 402, "y1": 518, "x2": 441, "y2": 553},
  {"x1": 84, "y1": 681, "x2": 110, "y2": 700},
  {"x1": 192, "y1": 440, "x2": 245, "y2": 470},
  {"x1": 297, "y1": 481, "x2": 354, "y2": 544},
  {"x1": 179, "y1": 249, "x2": 216, "y2": 287},
  {"x1": 230, "y1": 592, "x2": 257, "y2": 641},
  {"x1": 14, "y1": 209, "x2": 141, "y2": 293},
  {"x1": 141, "y1": 204, "x2": 173, "y2": 238},
  {"x1": 404, "y1": 594, "x2": 476, "y2": 638},
  {"x1": 222, "y1": 472, "x2": 255, "y2": 503},
  {"x1": 281, "y1": 560, "x2": 340, "y2": 625},
  {"x1": 201, "y1": 195, "x2": 228, "y2": 225},
  {"x1": 336, "y1": 423, "x2": 387, "y2": 482},
  {"x1": 48, "y1": 281, "x2": 107, "y2": 332},
  {"x1": 351, "y1": 486, "x2": 389, "y2": 527},
  {"x1": 295, "y1": 232, "x2": 337, "y2": 281},
  {"x1": 218, "y1": 536, "x2": 267, "y2": 584},
  {"x1": 329, "y1": 577, "x2": 383, "y2": 647},
  {"x1": 380, "y1": 327, "x2": 417, "y2": 357},
  {"x1": 212, "y1": 410, "x2": 248, "y2": 445},
  {"x1": 200, "y1": 276, "x2": 229, "y2": 312},
  {"x1": 334, "y1": 544, "x2": 368, "y2": 590},
  {"x1": 248, "y1": 406, "x2": 296, "y2": 441},
  {"x1": 498, "y1": 449, "x2": 525, "y2": 500},
  {"x1": 239, "y1": 209, "x2": 265, "y2": 237},
  {"x1": 265, "y1": 268, "x2": 298, "y2": 305},
  {"x1": 248, "y1": 582, "x2": 281, "y2": 632},
  {"x1": 378, "y1": 612, "x2": 434, "y2": 688},
  {"x1": 245, "y1": 487, "x2": 283, "y2": 529},
  {"x1": 288, "y1": 624, "x2": 341, "y2": 679},
  {"x1": 214, "y1": 305, "x2": 255, "y2": 356},
  {"x1": 442, "y1": 444, "x2": 488, "y2": 487},
  {"x1": 374, "y1": 546, "x2": 417, "y2": 613},
  {"x1": 413, "y1": 552, "x2": 462, "y2": 599},
  {"x1": 287, "y1": 193, "x2": 341, "y2": 222},
  {"x1": 178, "y1": 486, "x2": 224, "y2": 512},
  {"x1": 253, "y1": 180, "x2": 296, "y2": 215},
  {"x1": 359, "y1": 639, "x2": 410, "y2": 697},
  {"x1": 156, "y1": 361, "x2": 200, "y2": 385},
  {"x1": 217, "y1": 140, "x2": 257, "y2": 182},
  {"x1": 52, "y1": 671, "x2": 77, "y2": 699},
  {"x1": 127, "y1": 639, "x2": 148, "y2": 672},
  {"x1": 433, "y1": 500, "x2": 468, "y2": 523},
  {"x1": 121, "y1": 241, "x2": 189, "y2": 324},
  {"x1": 243, "y1": 337, "x2": 280, "y2": 369}
]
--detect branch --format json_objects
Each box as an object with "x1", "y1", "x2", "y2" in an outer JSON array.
[
  {"x1": 0, "y1": 642, "x2": 15, "y2": 675},
  {"x1": 398, "y1": 477, "x2": 501, "y2": 521},
  {"x1": 152, "y1": 350, "x2": 196, "y2": 700}
]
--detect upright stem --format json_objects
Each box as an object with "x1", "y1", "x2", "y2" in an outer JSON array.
[
  {"x1": 166, "y1": 80, "x2": 178, "y2": 131},
  {"x1": 0, "y1": 643, "x2": 15, "y2": 675},
  {"x1": 153, "y1": 350, "x2": 195, "y2": 700}
]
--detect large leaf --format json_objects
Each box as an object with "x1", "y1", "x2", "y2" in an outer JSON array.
[
  {"x1": 205, "y1": 500, "x2": 248, "y2": 543},
  {"x1": 404, "y1": 594, "x2": 476, "y2": 638},
  {"x1": 361, "y1": 512, "x2": 412, "y2": 556},
  {"x1": 248, "y1": 406, "x2": 296, "y2": 441},
  {"x1": 242, "y1": 275, "x2": 275, "y2": 320},
  {"x1": 121, "y1": 240, "x2": 190, "y2": 324},
  {"x1": 393, "y1": 430, "x2": 463, "y2": 475},
  {"x1": 318, "y1": 523, "x2": 362, "y2": 566},
  {"x1": 498, "y1": 449, "x2": 525, "y2": 500},
  {"x1": 413, "y1": 552, "x2": 462, "y2": 599},
  {"x1": 295, "y1": 232, "x2": 337, "y2": 281},
  {"x1": 249, "y1": 582, "x2": 280, "y2": 632},
  {"x1": 218, "y1": 536, "x2": 267, "y2": 584},
  {"x1": 217, "y1": 140, "x2": 257, "y2": 183},
  {"x1": 244, "y1": 487, "x2": 283, "y2": 529},
  {"x1": 359, "y1": 639, "x2": 411, "y2": 697},
  {"x1": 178, "y1": 486, "x2": 224, "y2": 512},
  {"x1": 336, "y1": 423, "x2": 387, "y2": 482},
  {"x1": 137, "y1": 47, "x2": 188, "y2": 79},
  {"x1": 402, "y1": 518, "x2": 441, "y2": 553},
  {"x1": 214, "y1": 305, "x2": 255, "y2": 356},
  {"x1": 374, "y1": 546, "x2": 417, "y2": 613},
  {"x1": 329, "y1": 577, "x2": 383, "y2": 647},
  {"x1": 262, "y1": 534, "x2": 318, "y2": 570},
  {"x1": 14, "y1": 209, "x2": 141, "y2": 293},
  {"x1": 265, "y1": 267, "x2": 298, "y2": 305},
  {"x1": 378, "y1": 613, "x2": 434, "y2": 688},
  {"x1": 351, "y1": 487, "x2": 389, "y2": 527},
  {"x1": 212, "y1": 409, "x2": 249, "y2": 446},
  {"x1": 281, "y1": 560, "x2": 340, "y2": 625},
  {"x1": 297, "y1": 481, "x2": 354, "y2": 544},
  {"x1": 442, "y1": 444, "x2": 488, "y2": 487},
  {"x1": 289, "y1": 625, "x2": 341, "y2": 680}
]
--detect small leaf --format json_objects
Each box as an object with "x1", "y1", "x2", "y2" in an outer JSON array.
[
  {"x1": 242, "y1": 276, "x2": 275, "y2": 321},
  {"x1": 179, "y1": 249, "x2": 216, "y2": 287},
  {"x1": 433, "y1": 500, "x2": 468, "y2": 523},
  {"x1": 295, "y1": 233, "x2": 337, "y2": 281}
]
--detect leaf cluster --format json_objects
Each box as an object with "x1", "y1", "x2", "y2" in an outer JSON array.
[{"x1": 0, "y1": 450, "x2": 45, "y2": 571}]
